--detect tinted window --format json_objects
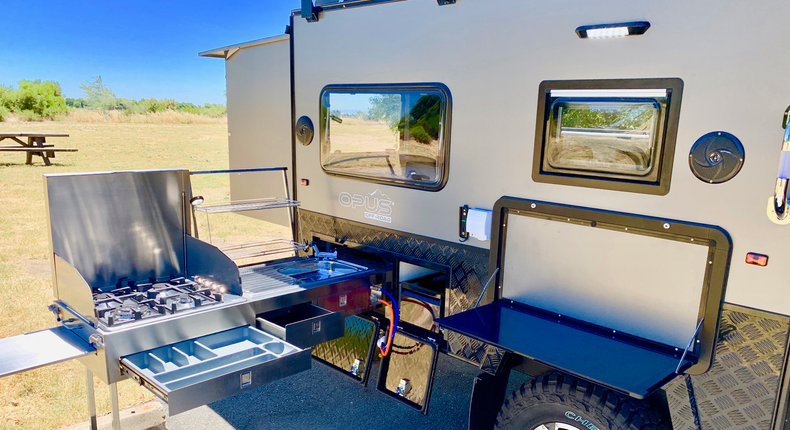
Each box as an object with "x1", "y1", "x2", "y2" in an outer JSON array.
[
  {"x1": 532, "y1": 80, "x2": 683, "y2": 196},
  {"x1": 320, "y1": 85, "x2": 450, "y2": 190},
  {"x1": 547, "y1": 98, "x2": 663, "y2": 176}
]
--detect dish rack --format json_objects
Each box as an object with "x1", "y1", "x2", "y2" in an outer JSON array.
[{"x1": 190, "y1": 168, "x2": 304, "y2": 262}]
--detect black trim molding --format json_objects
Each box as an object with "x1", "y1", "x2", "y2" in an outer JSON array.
[
  {"x1": 489, "y1": 196, "x2": 732, "y2": 375},
  {"x1": 319, "y1": 83, "x2": 453, "y2": 192},
  {"x1": 532, "y1": 78, "x2": 684, "y2": 196}
]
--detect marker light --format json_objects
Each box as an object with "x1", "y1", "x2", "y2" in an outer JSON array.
[
  {"x1": 576, "y1": 21, "x2": 651, "y2": 39},
  {"x1": 587, "y1": 27, "x2": 629, "y2": 38},
  {"x1": 745, "y1": 252, "x2": 769, "y2": 267}
]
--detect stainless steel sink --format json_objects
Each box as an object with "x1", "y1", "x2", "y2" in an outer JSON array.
[
  {"x1": 276, "y1": 259, "x2": 366, "y2": 281},
  {"x1": 239, "y1": 257, "x2": 370, "y2": 297}
]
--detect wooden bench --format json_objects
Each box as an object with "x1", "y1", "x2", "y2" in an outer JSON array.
[
  {"x1": 0, "y1": 132, "x2": 75, "y2": 165},
  {"x1": 0, "y1": 147, "x2": 78, "y2": 154}
]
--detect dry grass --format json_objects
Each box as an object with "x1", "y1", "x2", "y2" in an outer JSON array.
[
  {"x1": 325, "y1": 118, "x2": 440, "y2": 178},
  {"x1": 2, "y1": 109, "x2": 227, "y2": 125},
  {"x1": 0, "y1": 120, "x2": 289, "y2": 430}
]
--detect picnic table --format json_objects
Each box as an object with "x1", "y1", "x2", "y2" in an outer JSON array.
[{"x1": 0, "y1": 132, "x2": 78, "y2": 166}]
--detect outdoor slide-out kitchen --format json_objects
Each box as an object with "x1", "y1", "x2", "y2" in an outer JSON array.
[{"x1": 4, "y1": 1, "x2": 790, "y2": 430}]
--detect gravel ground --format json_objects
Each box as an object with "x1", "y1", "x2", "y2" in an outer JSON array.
[{"x1": 165, "y1": 354, "x2": 529, "y2": 430}]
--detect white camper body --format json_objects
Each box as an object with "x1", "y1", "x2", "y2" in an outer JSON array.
[{"x1": 196, "y1": 0, "x2": 790, "y2": 429}]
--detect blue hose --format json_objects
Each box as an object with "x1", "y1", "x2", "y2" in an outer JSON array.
[{"x1": 379, "y1": 289, "x2": 399, "y2": 332}]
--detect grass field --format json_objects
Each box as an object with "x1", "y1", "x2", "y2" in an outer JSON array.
[{"x1": 0, "y1": 120, "x2": 289, "y2": 429}]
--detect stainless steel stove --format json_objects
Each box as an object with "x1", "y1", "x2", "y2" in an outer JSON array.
[
  {"x1": 0, "y1": 168, "x2": 383, "y2": 420},
  {"x1": 93, "y1": 276, "x2": 227, "y2": 327}
]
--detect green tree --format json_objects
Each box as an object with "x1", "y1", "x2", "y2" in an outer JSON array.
[
  {"x1": 0, "y1": 80, "x2": 69, "y2": 120},
  {"x1": 395, "y1": 95, "x2": 442, "y2": 144},
  {"x1": 65, "y1": 97, "x2": 88, "y2": 108},
  {"x1": 561, "y1": 104, "x2": 654, "y2": 131},
  {"x1": 80, "y1": 76, "x2": 119, "y2": 110},
  {"x1": 368, "y1": 94, "x2": 401, "y2": 127}
]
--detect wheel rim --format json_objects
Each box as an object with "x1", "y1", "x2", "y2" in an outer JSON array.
[{"x1": 533, "y1": 423, "x2": 583, "y2": 430}]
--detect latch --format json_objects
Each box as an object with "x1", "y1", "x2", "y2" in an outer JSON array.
[
  {"x1": 397, "y1": 379, "x2": 412, "y2": 396},
  {"x1": 350, "y1": 358, "x2": 363, "y2": 377}
]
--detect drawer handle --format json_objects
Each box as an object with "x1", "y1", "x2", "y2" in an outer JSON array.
[{"x1": 240, "y1": 372, "x2": 252, "y2": 388}]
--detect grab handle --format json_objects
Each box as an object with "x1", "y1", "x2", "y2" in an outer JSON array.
[{"x1": 771, "y1": 126, "x2": 790, "y2": 221}]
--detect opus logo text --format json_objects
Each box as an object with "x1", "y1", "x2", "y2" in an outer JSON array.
[{"x1": 339, "y1": 190, "x2": 394, "y2": 223}]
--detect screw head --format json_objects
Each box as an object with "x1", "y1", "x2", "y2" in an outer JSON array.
[{"x1": 663, "y1": 223, "x2": 670, "y2": 229}]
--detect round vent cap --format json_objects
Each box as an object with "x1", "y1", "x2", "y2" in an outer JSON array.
[{"x1": 689, "y1": 131, "x2": 745, "y2": 184}]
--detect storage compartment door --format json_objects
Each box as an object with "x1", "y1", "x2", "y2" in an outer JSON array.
[
  {"x1": 377, "y1": 330, "x2": 439, "y2": 414},
  {"x1": 438, "y1": 197, "x2": 732, "y2": 398},
  {"x1": 120, "y1": 325, "x2": 310, "y2": 415},
  {"x1": 225, "y1": 36, "x2": 293, "y2": 227},
  {"x1": 312, "y1": 315, "x2": 380, "y2": 385}
]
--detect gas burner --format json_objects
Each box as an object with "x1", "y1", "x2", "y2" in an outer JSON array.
[
  {"x1": 133, "y1": 283, "x2": 153, "y2": 293},
  {"x1": 114, "y1": 307, "x2": 135, "y2": 321},
  {"x1": 164, "y1": 294, "x2": 201, "y2": 312},
  {"x1": 94, "y1": 276, "x2": 226, "y2": 327},
  {"x1": 94, "y1": 293, "x2": 118, "y2": 302}
]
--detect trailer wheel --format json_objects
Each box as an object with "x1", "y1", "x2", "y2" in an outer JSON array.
[{"x1": 495, "y1": 373, "x2": 668, "y2": 430}]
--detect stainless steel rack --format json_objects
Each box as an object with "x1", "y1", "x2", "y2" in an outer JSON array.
[
  {"x1": 219, "y1": 238, "x2": 303, "y2": 261},
  {"x1": 194, "y1": 197, "x2": 300, "y2": 214},
  {"x1": 190, "y1": 167, "x2": 302, "y2": 262}
]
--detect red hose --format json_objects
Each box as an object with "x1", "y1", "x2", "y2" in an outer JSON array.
[{"x1": 379, "y1": 300, "x2": 395, "y2": 357}]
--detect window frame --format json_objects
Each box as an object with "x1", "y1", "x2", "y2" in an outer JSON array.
[
  {"x1": 532, "y1": 79, "x2": 684, "y2": 196},
  {"x1": 319, "y1": 83, "x2": 452, "y2": 192}
]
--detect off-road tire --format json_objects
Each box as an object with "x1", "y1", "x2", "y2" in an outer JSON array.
[{"x1": 495, "y1": 373, "x2": 669, "y2": 430}]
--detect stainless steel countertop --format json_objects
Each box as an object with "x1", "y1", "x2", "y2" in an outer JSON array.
[{"x1": 0, "y1": 326, "x2": 94, "y2": 378}]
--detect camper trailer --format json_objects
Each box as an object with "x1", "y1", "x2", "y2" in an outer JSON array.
[{"x1": 3, "y1": 1, "x2": 790, "y2": 429}]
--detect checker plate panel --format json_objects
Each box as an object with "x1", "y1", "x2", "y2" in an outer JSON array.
[
  {"x1": 298, "y1": 210, "x2": 504, "y2": 372},
  {"x1": 665, "y1": 304, "x2": 790, "y2": 430}
]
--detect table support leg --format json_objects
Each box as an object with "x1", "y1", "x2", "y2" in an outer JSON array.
[
  {"x1": 110, "y1": 382, "x2": 121, "y2": 430},
  {"x1": 25, "y1": 137, "x2": 33, "y2": 165},
  {"x1": 36, "y1": 137, "x2": 51, "y2": 166},
  {"x1": 86, "y1": 370, "x2": 97, "y2": 430}
]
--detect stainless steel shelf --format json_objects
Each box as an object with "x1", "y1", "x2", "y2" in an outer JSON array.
[
  {"x1": 220, "y1": 239, "x2": 302, "y2": 261},
  {"x1": 194, "y1": 198, "x2": 300, "y2": 214}
]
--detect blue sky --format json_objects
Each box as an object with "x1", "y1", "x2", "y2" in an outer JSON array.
[{"x1": 0, "y1": 0, "x2": 300, "y2": 105}]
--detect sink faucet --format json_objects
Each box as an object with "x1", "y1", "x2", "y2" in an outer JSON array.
[{"x1": 311, "y1": 244, "x2": 337, "y2": 261}]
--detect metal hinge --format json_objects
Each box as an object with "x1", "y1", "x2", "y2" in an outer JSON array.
[
  {"x1": 88, "y1": 334, "x2": 105, "y2": 350},
  {"x1": 48, "y1": 304, "x2": 60, "y2": 321}
]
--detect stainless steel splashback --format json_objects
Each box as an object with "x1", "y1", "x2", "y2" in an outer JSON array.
[{"x1": 44, "y1": 169, "x2": 190, "y2": 293}]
